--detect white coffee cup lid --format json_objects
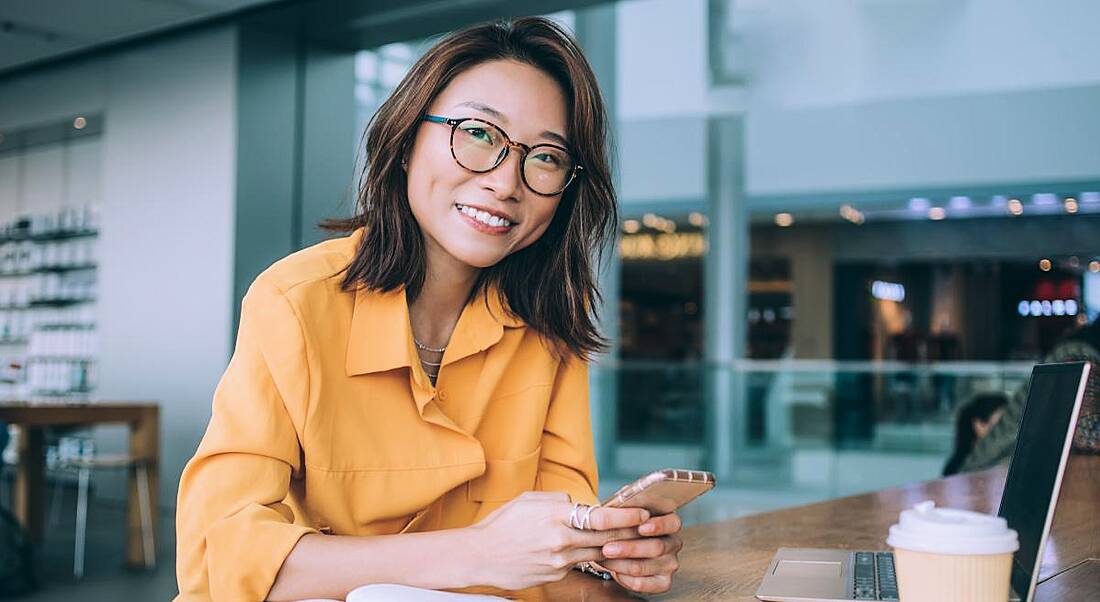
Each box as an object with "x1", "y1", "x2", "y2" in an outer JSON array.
[{"x1": 886, "y1": 500, "x2": 1019, "y2": 555}]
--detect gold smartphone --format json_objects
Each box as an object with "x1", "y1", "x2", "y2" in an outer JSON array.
[
  {"x1": 577, "y1": 468, "x2": 717, "y2": 581},
  {"x1": 600, "y1": 468, "x2": 716, "y2": 515}
]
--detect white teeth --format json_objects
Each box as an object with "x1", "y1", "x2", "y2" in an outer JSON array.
[{"x1": 456, "y1": 204, "x2": 511, "y2": 227}]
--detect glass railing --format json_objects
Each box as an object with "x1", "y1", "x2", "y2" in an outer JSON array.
[{"x1": 590, "y1": 360, "x2": 1034, "y2": 525}]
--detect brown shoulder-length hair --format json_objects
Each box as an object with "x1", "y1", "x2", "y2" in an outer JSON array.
[{"x1": 323, "y1": 17, "x2": 618, "y2": 361}]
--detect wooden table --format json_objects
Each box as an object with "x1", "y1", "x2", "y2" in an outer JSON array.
[
  {"x1": 0, "y1": 402, "x2": 159, "y2": 568},
  {"x1": 454, "y1": 453, "x2": 1099, "y2": 601}
]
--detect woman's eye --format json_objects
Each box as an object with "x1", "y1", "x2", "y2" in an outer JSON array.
[
  {"x1": 462, "y1": 127, "x2": 494, "y2": 145},
  {"x1": 532, "y1": 152, "x2": 562, "y2": 166}
]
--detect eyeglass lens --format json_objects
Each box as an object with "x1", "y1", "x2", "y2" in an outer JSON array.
[{"x1": 452, "y1": 119, "x2": 574, "y2": 195}]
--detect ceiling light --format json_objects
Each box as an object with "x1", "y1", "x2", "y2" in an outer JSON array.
[
  {"x1": 775, "y1": 213, "x2": 793, "y2": 227},
  {"x1": 1064, "y1": 198, "x2": 1079, "y2": 214},
  {"x1": 928, "y1": 207, "x2": 946, "y2": 220},
  {"x1": 1039, "y1": 258, "x2": 1052, "y2": 272},
  {"x1": 623, "y1": 219, "x2": 640, "y2": 233},
  {"x1": 73, "y1": 116, "x2": 86, "y2": 129},
  {"x1": 840, "y1": 204, "x2": 865, "y2": 225},
  {"x1": 1008, "y1": 199, "x2": 1024, "y2": 215}
]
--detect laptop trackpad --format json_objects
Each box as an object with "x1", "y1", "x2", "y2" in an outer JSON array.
[
  {"x1": 774, "y1": 560, "x2": 844, "y2": 579},
  {"x1": 757, "y1": 550, "x2": 851, "y2": 600}
]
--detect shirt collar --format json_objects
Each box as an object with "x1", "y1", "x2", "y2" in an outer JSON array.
[{"x1": 345, "y1": 280, "x2": 524, "y2": 377}]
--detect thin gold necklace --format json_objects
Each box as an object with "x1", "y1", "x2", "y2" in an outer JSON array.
[{"x1": 413, "y1": 337, "x2": 447, "y2": 354}]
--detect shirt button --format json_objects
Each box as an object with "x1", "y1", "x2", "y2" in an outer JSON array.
[{"x1": 438, "y1": 389, "x2": 448, "y2": 400}]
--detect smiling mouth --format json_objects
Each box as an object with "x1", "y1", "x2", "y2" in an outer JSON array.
[{"x1": 455, "y1": 203, "x2": 516, "y2": 229}]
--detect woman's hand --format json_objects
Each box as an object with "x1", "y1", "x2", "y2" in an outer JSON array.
[
  {"x1": 464, "y1": 491, "x2": 650, "y2": 591},
  {"x1": 596, "y1": 511, "x2": 683, "y2": 594}
]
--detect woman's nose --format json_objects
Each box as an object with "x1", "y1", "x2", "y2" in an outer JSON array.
[{"x1": 479, "y1": 146, "x2": 524, "y2": 200}]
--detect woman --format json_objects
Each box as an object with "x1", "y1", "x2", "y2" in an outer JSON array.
[
  {"x1": 961, "y1": 318, "x2": 1100, "y2": 472},
  {"x1": 942, "y1": 392, "x2": 1007, "y2": 476},
  {"x1": 176, "y1": 17, "x2": 683, "y2": 602}
]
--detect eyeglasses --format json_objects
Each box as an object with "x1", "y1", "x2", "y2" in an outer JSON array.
[{"x1": 421, "y1": 114, "x2": 583, "y2": 196}]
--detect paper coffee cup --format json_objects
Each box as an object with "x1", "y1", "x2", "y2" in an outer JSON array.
[{"x1": 886, "y1": 501, "x2": 1018, "y2": 602}]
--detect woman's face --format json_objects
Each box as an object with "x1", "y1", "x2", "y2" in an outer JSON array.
[
  {"x1": 973, "y1": 407, "x2": 1005, "y2": 440},
  {"x1": 405, "y1": 59, "x2": 569, "y2": 270}
]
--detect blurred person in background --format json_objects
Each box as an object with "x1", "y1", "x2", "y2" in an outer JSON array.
[
  {"x1": 175, "y1": 17, "x2": 683, "y2": 602},
  {"x1": 961, "y1": 318, "x2": 1100, "y2": 473},
  {"x1": 942, "y1": 392, "x2": 1008, "y2": 476}
]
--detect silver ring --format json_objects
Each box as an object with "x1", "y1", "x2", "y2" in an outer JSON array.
[
  {"x1": 570, "y1": 502, "x2": 592, "y2": 530},
  {"x1": 580, "y1": 504, "x2": 595, "y2": 530},
  {"x1": 571, "y1": 503, "x2": 588, "y2": 529}
]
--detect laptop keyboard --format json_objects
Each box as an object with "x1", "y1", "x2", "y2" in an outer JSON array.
[{"x1": 852, "y1": 552, "x2": 899, "y2": 600}]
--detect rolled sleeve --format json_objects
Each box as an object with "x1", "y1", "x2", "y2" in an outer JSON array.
[
  {"x1": 535, "y1": 355, "x2": 601, "y2": 506},
  {"x1": 175, "y1": 277, "x2": 318, "y2": 601}
]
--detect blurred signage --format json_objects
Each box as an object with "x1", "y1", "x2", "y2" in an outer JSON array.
[
  {"x1": 619, "y1": 232, "x2": 707, "y2": 260},
  {"x1": 871, "y1": 280, "x2": 906, "y2": 302},
  {"x1": 1017, "y1": 299, "x2": 1078, "y2": 317}
]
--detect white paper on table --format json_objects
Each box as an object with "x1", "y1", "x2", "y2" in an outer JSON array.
[{"x1": 345, "y1": 583, "x2": 512, "y2": 601}]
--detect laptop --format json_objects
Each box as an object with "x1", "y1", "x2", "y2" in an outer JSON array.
[{"x1": 755, "y1": 361, "x2": 1091, "y2": 602}]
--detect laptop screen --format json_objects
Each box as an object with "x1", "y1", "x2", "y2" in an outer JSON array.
[{"x1": 997, "y1": 361, "x2": 1089, "y2": 601}]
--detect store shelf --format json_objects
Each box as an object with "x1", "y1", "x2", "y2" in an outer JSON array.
[
  {"x1": 35, "y1": 263, "x2": 97, "y2": 273},
  {"x1": 0, "y1": 264, "x2": 97, "y2": 278},
  {"x1": 28, "y1": 297, "x2": 96, "y2": 308},
  {"x1": 31, "y1": 229, "x2": 98, "y2": 242},
  {"x1": 0, "y1": 229, "x2": 99, "y2": 243},
  {"x1": 32, "y1": 388, "x2": 94, "y2": 397},
  {"x1": 34, "y1": 323, "x2": 95, "y2": 330}
]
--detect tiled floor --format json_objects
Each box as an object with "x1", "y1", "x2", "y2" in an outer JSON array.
[{"x1": 16, "y1": 485, "x2": 178, "y2": 601}]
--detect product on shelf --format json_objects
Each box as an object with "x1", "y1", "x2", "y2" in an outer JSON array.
[{"x1": 0, "y1": 205, "x2": 99, "y2": 401}]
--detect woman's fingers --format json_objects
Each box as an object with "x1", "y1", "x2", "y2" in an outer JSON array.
[
  {"x1": 598, "y1": 553, "x2": 679, "y2": 577},
  {"x1": 582, "y1": 506, "x2": 649, "y2": 530},
  {"x1": 567, "y1": 525, "x2": 648, "y2": 549},
  {"x1": 613, "y1": 571, "x2": 674, "y2": 594},
  {"x1": 638, "y1": 512, "x2": 682, "y2": 536},
  {"x1": 562, "y1": 545, "x2": 613, "y2": 566},
  {"x1": 602, "y1": 534, "x2": 681, "y2": 560},
  {"x1": 557, "y1": 506, "x2": 683, "y2": 595}
]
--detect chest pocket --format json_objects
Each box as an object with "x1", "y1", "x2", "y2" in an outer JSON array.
[{"x1": 466, "y1": 444, "x2": 542, "y2": 502}]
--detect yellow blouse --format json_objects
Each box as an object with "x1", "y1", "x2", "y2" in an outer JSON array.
[{"x1": 174, "y1": 229, "x2": 601, "y2": 601}]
